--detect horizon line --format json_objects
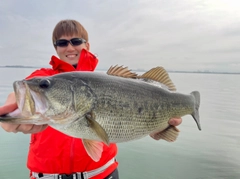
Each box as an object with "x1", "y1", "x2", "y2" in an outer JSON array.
[{"x1": 0, "y1": 65, "x2": 239, "y2": 74}]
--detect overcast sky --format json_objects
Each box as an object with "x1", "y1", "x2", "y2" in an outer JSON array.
[{"x1": 0, "y1": 0, "x2": 240, "y2": 72}]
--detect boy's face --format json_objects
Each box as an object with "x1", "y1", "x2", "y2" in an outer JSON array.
[{"x1": 55, "y1": 35, "x2": 90, "y2": 65}]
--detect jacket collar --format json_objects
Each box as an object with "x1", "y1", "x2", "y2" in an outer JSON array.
[{"x1": 49, "y1": 49, "x2": 98, "y2": 72}]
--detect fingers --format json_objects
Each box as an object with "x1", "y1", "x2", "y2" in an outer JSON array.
[
  {"x1": 0, "y1": 92, "x2": 48, "y2": 134},
  {"x1": 169, "y1": 118, "x2": 182, "y2": 126},
  {"x1": 0, "y1": 123, "x2": 48, "y2": 134},
  {"x1": 20, "y1": 124, "x2": 48, "y2": 134},
  {"x1": 0, "y1": 123, "x2": 20, "y2": 133},
  {"x1": 0, "y1": 92, "x2": 17, "y2": 116},
  {"x1": 0, "y1": 103, "x2": 18, "y2": 115},
  {"x1": 5, "y1": 92, "x2": 16, "y2": 105}
]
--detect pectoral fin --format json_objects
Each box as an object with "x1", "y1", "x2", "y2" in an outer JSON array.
[
  {"x1": 82, "y1": 139, "x2": 104, "y2": 162},
  {"x1": 150, "y1": 126, "x2": 180, "y2": 142},
  {"x1": 85, "y1": 112, "x2": 109, "y2": 145}
]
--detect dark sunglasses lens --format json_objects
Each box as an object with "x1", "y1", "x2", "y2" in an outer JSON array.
[
  {"x1": 55, "y1": 40, "x2": 69, "y2": 47},
  {"x1": 71, "y1": 38, "x2": 84, "y2": 46}
]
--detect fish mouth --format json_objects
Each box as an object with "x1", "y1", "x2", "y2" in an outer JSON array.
[
  {"x1": 3, "y1": 81, "x2": 48, "y2": 124},
  {"x1": 13, "y1": 81, "x2": 35, "y2": 117}
]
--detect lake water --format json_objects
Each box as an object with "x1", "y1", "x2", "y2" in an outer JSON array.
[{"x1": 0, "y1": 68, "x2": 239, "y2": 179}]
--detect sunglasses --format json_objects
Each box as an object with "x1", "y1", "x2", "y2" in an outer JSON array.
[{"x1": 54, "y1": 38, "x2": 86, "y2": 47}]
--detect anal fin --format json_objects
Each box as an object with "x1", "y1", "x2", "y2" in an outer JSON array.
[{"x1": 82, "y1": 139, "x2": 104, "y2": 162}]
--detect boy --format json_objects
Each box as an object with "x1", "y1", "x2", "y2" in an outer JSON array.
[{"x1": 0, "y1": 19, "x2": 182, "y2": 179}]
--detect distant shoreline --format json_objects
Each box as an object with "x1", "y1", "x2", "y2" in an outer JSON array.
[
  {"x1": 0, "y1": 65, "x2": 40, "y2": 69},
  {"x1": 167, "y1": 71, "x2": 240, "y2": 75},
  {"x1": 0, "y1": 66, "x2": 239, "y2": 75}
]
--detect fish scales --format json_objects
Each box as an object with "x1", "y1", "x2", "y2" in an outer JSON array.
[
  {"x1": 55, "y1": 72, "x2": 196, "y2": 142},
  {"x1": 0, "y1": 65, "x2": 201, "y2": 162}
]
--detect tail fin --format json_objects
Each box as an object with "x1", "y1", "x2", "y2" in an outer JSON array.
[{"x1": 191, "y1": 91, "x2": 201, "y2": 130}]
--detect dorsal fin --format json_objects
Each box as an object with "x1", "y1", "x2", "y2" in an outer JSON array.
[
  {"x1": 138, "y1": 67, "x2": 176, "y2": 91},
  {"x1": 107, "y1": 65, "x2": 138, "y2": 79}
]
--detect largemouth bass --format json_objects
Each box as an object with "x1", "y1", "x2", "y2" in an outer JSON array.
[{"x1": 0, "y1": 66, "x2": 201, "y2": 161}]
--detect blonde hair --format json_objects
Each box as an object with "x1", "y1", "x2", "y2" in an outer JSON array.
[{"x1": 52, "y1": 19, "x2": 88, "y2": 46}]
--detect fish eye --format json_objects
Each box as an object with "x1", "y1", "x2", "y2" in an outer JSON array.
[{"x1": 39, "y1": 79, "x2": 51, "y2": 89}]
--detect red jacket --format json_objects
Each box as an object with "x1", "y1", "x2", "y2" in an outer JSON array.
[{"x1": 26, "y1": 49, "x2": 118, "y2": 178}]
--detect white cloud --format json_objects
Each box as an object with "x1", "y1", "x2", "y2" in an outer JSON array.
[{"x1": 0, "y1": 0, "x2": 240, "y2": 72}]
